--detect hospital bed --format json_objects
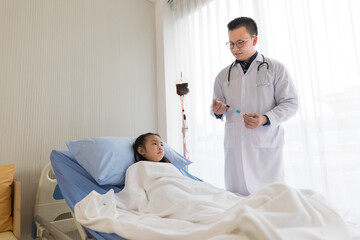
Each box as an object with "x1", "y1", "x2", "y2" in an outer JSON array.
[
  {"x1": 34, "y1": 149, "x2": 199, "y2": 240},
  {"x1": 36, "y1": 146, "x2": 359, "y2": 240}
]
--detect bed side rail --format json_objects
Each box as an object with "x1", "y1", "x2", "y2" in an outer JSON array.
[{"x1": 33, "y1": 215, "x2": 72, "y2": 240}]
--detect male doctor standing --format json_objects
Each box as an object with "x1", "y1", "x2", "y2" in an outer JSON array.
[{"x1": 211, "y1": 17, "x2": 298, "y2": 196}]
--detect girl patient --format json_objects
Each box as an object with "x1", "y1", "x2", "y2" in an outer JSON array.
[{"x1": 132, "y1": 132, "x2": 170, "y2": 163}]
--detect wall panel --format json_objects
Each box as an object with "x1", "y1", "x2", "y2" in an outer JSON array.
[{"x1": 0, "y1": 0, "x2": 156, "y2": 238}]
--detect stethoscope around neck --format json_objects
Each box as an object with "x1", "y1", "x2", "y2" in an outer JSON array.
[{"x1": 227, "y1": 54, "x2": 269, "y2": 84}]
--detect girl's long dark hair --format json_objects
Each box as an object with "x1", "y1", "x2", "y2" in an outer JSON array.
[{"x1": 133, "y1": 132, "x2": 170, "y2": 163}]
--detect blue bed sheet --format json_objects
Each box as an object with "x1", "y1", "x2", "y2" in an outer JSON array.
[
  {"x1": 50, "y1": 149, "x2": 202, "y2": 240},
  {"x1": 50, "y1": 150, "x2": 126, "y2": 240}
]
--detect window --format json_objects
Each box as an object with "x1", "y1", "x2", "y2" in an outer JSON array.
[{"x1": 171, "y1": 0, "x2": 360, "y2": 223}]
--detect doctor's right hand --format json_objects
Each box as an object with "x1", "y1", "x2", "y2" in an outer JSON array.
[{"x1": 212, "y1": 98, "x2": 228, "y2": 115}]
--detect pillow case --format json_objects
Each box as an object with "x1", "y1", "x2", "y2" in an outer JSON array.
[
  {"x1": 66, "y1": 137, "x2": 191, "y2": 186},
  {"x1": 0, "y1": 164, "x2": 15, "y2": 233}
]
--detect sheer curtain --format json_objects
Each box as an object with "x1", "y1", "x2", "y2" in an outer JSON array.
[{"x1": 170, "y1": 0, "x2": 360, "y2": 221}]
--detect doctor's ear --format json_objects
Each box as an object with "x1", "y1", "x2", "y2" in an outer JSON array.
[{"x1": 252, "y1": 35, "x2": 258, "y2": 46}]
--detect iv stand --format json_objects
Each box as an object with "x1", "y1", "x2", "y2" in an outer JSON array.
[
  {"x1": 176, "y1": 72, "x2": 190, "y2": 170},
  {"x1": 180, "y1": 95, "x2": 188, "y2": 161}
]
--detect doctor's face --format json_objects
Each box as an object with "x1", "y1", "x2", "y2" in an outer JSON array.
[{"x1": 228, "y1": 26, "x2": 257, "y2": 62}]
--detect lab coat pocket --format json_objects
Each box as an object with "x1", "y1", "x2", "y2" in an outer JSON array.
[
  {"x1": 252, "y1": 127, "x2": 284, "y2": 149},
  {"x1": 224, "y1": 122, "x2": 235, "y2": 148},
  {"x1": 256, "y1": 66, "x2": 270, "y2": 86}
]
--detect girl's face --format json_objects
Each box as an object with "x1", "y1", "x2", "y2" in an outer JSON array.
[{"x1": 137, "y1": 135, "x2": 164, "y2": 162}]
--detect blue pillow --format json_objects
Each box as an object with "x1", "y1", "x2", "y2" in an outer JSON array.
[{"x1": 66, "y1": 137, "x2": 192, "y2": 186}]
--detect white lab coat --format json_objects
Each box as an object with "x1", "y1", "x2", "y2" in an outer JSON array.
[{"x1": 211, "y1": 53, "x2": 298, "y2": 195}]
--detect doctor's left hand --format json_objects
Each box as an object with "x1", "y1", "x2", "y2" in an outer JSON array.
[{"x1": 243, "y1": 113, "x2": 267, "y2": 129}]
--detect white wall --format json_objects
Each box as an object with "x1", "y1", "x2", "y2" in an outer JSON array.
[{"x1": 0, "y1": 0, "x2": 157, "y2": 238}]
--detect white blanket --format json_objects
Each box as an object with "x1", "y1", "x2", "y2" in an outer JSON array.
[{"x1": 74, "y1": 161, "x2": 351, "y2": 240}]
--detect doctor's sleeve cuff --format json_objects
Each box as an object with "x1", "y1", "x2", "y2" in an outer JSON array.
[
  {"x1": 263, "y1": 115, "x2": 270, "y2": 126},
  {"x1": 215, "y1": 113, "x2": 223, "y2": 119}
]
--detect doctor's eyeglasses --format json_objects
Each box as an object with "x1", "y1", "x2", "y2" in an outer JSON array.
[{"x1": 226, "y1": 38, "x2": 250, "y2": 49}]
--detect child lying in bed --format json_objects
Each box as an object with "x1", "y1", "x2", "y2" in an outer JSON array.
[
  {"x1": 74, "y1": 133, "x2": 354, "y2": 240},
  {"x1": 133, "y1": 132, "x2": 171, "y2": 164}
]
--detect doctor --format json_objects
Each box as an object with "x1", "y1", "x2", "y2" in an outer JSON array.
[{"x1": 211, "y1": 17, "x2": 298, "y2": 196}]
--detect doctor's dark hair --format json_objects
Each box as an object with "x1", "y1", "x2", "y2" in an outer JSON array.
[
  {"x1": 227, "y1": 17, "x2": 258, "y2": 36},
  {"x1": 133, "y1": 132, "x2": 170, "y2": 163}
]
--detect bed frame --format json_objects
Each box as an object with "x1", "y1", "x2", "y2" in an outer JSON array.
[
  {"x1": 32, "y1": 162, "x2": 94, "y2": 240},
  {"x1": 32, "y1": 151, "x2": 127, "y2": 240}
]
